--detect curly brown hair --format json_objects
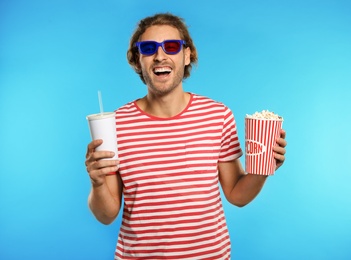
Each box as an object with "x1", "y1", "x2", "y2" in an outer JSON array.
[{"x1": 127, "y1": 13, "x2": 198, "y2": 84}]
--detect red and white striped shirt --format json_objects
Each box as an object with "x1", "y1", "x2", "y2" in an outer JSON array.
[{"x1": 114, "y1": 93, "x2": 242, "y2": 259}]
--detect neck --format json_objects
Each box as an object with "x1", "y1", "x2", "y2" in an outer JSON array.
[{"x1": 137, "y1": 90, "x2": 191, "y2": 118}]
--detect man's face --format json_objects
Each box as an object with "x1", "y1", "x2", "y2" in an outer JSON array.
[{"x1": 138, "y1": 25, "x2": 191, "y2": 96}]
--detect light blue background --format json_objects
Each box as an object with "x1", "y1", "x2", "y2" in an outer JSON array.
[{"x1": 1, "y1": 0, "x2": 350, "y2": 259}]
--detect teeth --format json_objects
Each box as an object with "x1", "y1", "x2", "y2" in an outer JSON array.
[{"x1": 154, "y1": 67, "x2": 171, "y2": 73}]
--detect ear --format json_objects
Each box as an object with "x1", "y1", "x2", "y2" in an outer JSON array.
[
  {"x1": 184, "y1": 47, "x2": 191, "y2": 66},
  {"x1": 134, "y1": 61, "x2": 142, "y2": 73}
]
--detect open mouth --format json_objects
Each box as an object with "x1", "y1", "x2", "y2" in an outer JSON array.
[{"x1": 153, "y1": 67, "x2": 172, "y2": 76}]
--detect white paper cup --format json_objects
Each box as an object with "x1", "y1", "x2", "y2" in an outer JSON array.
[
  {"x1": 86, "y1": 112, "x2": 118, "y2": 160},
  {"x1": 245, "y1": 117, "x2": 283, "y2": 175}
]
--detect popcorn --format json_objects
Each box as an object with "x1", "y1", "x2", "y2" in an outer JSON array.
[
  {"x1": 246, "y1": 110, "x2": 283, "y2": 121},
  {"x1": 245, "y1": 109, "x2": 284, "y2": 175}
]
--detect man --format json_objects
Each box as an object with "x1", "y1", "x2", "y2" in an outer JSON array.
[{"x1": 85, "y1": 13, "x2": 287, "y2": 260}]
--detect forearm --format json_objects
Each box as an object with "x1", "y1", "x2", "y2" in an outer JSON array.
[
  {"x1": 228, "y1": 174, "x2": 268, "y2": 207},
  {"x1": 88, "y1": 184, "x2": 121, "y2": 225}
]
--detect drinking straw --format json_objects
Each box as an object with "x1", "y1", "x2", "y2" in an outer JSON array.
[{"x1": 98, "y1": 90, "x2": 104, "y2": 115}]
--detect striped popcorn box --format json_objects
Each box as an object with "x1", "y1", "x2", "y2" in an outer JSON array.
[{"x1": 245, "y1": 110, "x2": 283, "y2": 175}]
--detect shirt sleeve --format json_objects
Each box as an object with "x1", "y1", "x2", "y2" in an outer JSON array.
[{"x1": 219, "y1": 105, "x2": 243, "y2": 162}]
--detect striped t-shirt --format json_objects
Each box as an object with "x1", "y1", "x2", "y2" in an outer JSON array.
[{"x1": 114, "y1": 93, "x2": 243, "y2": 259}]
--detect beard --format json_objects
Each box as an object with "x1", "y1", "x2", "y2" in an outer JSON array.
[{"x1": 141, "y1": 64, "x2": 185, "y2": 96}]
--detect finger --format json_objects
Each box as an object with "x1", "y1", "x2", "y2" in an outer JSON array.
[
  {"x1": 276, "y1": 136, "x2": 287, "y2": 148},
  {"x1": 86, "y1": 152, "x2": 116, "y2": 172},
  {"x1": 87, "y1": 160, "x2": 119, "y2": 177},
  {"x1": 274, "y1": 152, "x2": 285, "y2": 169},
  {"x1": 87, "y1": 158, "x2": 119, "y2": 172},
  {"x1": 280, "y1": 129, "x2": 286, "y2": 139},
  {"x1": 86, "y1": 139, "x2": 103, "y2": 157},
  {"x1": 273, "y1": 144, "x2": 286, "y2": 155},
  {"x1": 274, "y1": 151, "x2": 285, "y2": 161},
  {"x1": 93, "y1": 159, "x2": 119, "y2": 170},
  {"x1": 89, "y1": 151, "x2": 116, "y2": 161},
  {"x1": 92, "y1": 165, "x2": 120, "y2": 177}
]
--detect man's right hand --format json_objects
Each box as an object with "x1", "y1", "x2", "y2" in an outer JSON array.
[{"x1": 85, "y1": 139, "x2": 119, "y2": 188}]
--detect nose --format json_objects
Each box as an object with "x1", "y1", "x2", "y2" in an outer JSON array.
[{"x1": 154, "y1": 45, "x2": 167, "y2": 61}]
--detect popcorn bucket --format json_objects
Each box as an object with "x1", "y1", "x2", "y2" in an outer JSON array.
[{"x1": 245, "y1": 117, "x2": 283, "y2": 175}]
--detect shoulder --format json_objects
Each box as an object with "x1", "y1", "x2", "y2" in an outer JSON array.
[
  {"x1": 114, "y1": 100, "x2": 142, "y2": 122},
  {"x1": 115, "y1": 101, "x2": 136, "y2": 112},
  {"x1": 190, "y1": 93, "x2": 232, "y2": 113}
]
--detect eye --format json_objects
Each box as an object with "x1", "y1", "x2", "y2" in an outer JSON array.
[
  {"x1": 164, "y1": 41, "x2": 180, "y2": 52},
  {"x1": 141, "y1": 42, "x2": 156, "y2": 53}
]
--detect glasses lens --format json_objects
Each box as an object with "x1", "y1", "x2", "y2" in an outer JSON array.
[
  {"x1": 140, "y1": 42, "x2": 157, "y2": 55},
  {"x1": 164, "y1": 41, "x2": 181, "y2": 54}
]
